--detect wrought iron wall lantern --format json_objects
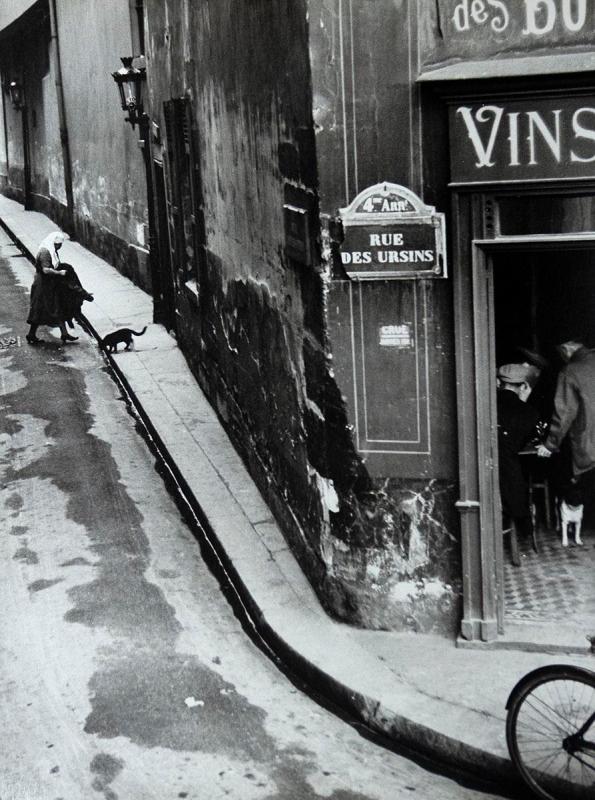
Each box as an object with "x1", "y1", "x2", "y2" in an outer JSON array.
[
  {"x1": 8, "y1": 80, "x2": 24, "y2": 111},
  {"x1": 111, "y1": 56, "x2": 146, "y2": 129}
]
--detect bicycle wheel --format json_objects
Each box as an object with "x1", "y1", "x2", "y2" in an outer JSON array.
[{"x1": 506, "y1": 664, "x2": 595, "y2": 800}]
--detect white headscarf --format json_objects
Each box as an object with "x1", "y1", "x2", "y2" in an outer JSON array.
[{"x1": 36, "y1": 232, "x2": 67, "y2": 267}]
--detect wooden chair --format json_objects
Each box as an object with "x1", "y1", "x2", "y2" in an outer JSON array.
[{"x1": 528, "y1": 472, "x2": 552, "y2": 551}]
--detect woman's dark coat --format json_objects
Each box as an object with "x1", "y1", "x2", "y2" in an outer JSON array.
[{"x1": 27, "y1": 249, "x2": 91, "y2": 327}]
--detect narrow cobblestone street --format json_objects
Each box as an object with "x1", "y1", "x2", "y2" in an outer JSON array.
[{"x1": 0, "y1": 231, "x2": 507, "y2": 800}]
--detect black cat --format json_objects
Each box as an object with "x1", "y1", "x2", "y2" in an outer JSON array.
[{"x1": 101, "y1": 326, "x2": 147, "y2": 353}]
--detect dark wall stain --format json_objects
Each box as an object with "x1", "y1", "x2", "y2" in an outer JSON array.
[
  {"x1": 90, "y1": 752, "x2": 124, "y2": 800},
  {"x1": 14, "y1": 545, "x2": 39, "y2": 565},
  {"x1": 145, "y1": 0, "x2": 327, "y2": 592},
  {"x1": 1, "y1": 417, "x2": 24, "y2": 436},
  {"x1": 9, "y1": 525, "x2": 28, "y2": 536},
  {"x1": 158, "y1": 569, "x2": 180, "y2": 579},
  {"x1": 28, "y1": 578, "x2": 63, "y2": 593},
  {"x1": 75, "y1": 215, "x2": 151, "y2": 294},
  {"x1": 60, "y1": 557, "x2": 93, "y2": 567},
  {"x1": 5, "y1": 492, "x2": 23, "y2": 511},
  {"x1": 176, "y1": 274, "x2": 327, "y2": 589}
]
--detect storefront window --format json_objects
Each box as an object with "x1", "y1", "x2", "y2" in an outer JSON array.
[{"x1": 499, "y1": 195, "x2": 595, "y2": 236}]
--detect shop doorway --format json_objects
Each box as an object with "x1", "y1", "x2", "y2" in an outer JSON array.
[{"x1": 492, "y1": 248, "x2": 595, "y2": 635}]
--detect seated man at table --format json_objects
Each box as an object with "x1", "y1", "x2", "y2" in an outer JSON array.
[{"x1": 497, "y1": 363, "x2": 541, "y2": 563}]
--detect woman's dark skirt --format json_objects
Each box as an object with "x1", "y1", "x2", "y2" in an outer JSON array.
[
  {"x1": 27, "y1": 264, "x2": 91, "y2": 327},
  {"x1": 27, "y1": 272, "x2": 65, "y2": 326}
]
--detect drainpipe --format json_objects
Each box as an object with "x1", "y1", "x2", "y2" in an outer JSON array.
[
  {"x1": 48, "y1": 0, "x2": 75, "y2": 237},
  {"x1": 21, "y1": 98, "x2": 32, "y2": 209},
  {"x1": 135, "y1": 0, "x2": 145, "y2": 53},
  {"x1": 1, "y1": 80, "x2": 10, "y2": 191}
]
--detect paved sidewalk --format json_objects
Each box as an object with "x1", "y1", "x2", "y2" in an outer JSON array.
[{"x1": 1, "y1": 194, "x2": 592, "y2": 791}]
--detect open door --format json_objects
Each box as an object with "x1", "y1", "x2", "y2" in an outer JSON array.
[
  {"x1": 453, "y1": 193, "x2": 502, "y2": 642},
  {"x1": 455, "y1": 189, "x2": 595, "y2": 645}
]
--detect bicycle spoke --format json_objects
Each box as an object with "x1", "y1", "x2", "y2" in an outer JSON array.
[
  {"x1": 518, "y1": 702, "x2": 570, "y2": 738},
  {"x1": 531, "y1": 688, "x2": 582, "y2": 735},
  {"x1": 529, "y1": 690, "x2": 577, "y2": 731},
  {"x1": 522, "y1": 747, "x2": 564, "y2": 773},
  {"x1": 577, "y1": 754, "x2": 595, "y2": 790},
  {"x1": 518, "y1": 702, "x2": 570, "y2": 740},
  {"x1": 576, "y1": 710, "x2": 595, "y2": 739},
  {"x1": 517, "y1": 745, "x2": 563, "y2": 754},
  {"x1": 565, "y1": 680, "x2": 592, "y2": 736},
  {"x1": 573, "y1": 753, "x2": 595, "y2": 774}
]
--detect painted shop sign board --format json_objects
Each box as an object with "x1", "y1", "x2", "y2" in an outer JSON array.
[
  {"x1": 450, "y1": 95, "x2": 595, "y2": 185},
  {"x1": 428, "y1": 0, "x2": 594, "y2": 63},
  {"x1": 338, "y1": 183, "x2": 447, "y2": 280}
]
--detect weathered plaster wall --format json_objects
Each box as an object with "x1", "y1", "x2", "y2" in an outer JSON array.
[
  {"x1": 41, "y1": 68, "x2": 65, "y2": 206},
  {"x1": 0, "y1": 90, "x2": 7, "y2": 184},
  {"x1": 55, "y1": 0, "x2": 150, "y2": 288},
  {"x1": 307, "y1": 0, "x2": 461, "y2": 633},
  {"x1": 1, "y1": 1, "x2": 150, "y2": 288},
  {"x1": 0, "y1": 0, "x2": 39, "y2": 31},
  {"x1": 145, "y1": 0, "x2": 338, "y2": 592},
  {"x1": 0, "y1": 28, "x2": 33, "y2": 203},
  {"x1": 0, "y1": 3, "x2": 48, "y2": 203},
  {"x1": 2, "y1": 93, "x2": 23, "y2": 194},
  {"x1": 26, "y1": 28, "x2": 50, "y2": 200},
  {"x1": 146, "y1": 0, "x2": 460, "y2": 634}
]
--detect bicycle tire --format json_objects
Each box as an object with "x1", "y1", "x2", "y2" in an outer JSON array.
[{"x1": 506, "y1": 664, "x2": 595, "y2": 800}]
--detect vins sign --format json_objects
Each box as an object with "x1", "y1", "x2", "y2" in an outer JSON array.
[
  {"x1": 338, "y1": 183, "x2": 447, "y2": 280},
  {"x1": 450, "y1": 95, "x2": 595, "y2": 184}
]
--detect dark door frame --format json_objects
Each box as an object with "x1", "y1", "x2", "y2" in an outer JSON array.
[
  {"x1": 152, "y1": 158, "x2": 177, "y2": 332},
  {"x1": 452, "y1": 188, "x2": 595, "y2": 643}
]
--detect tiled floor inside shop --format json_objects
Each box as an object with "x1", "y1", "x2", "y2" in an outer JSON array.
[{"x1": 504, "y1": 526, "x2": 595, "y2": 626}]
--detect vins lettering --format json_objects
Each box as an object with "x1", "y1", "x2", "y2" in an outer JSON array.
[{"x1": 457, "y1": 104, "x2": 595, "y2": 168}]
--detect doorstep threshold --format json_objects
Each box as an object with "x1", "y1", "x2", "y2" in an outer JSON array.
[{"x1": 457, "y1": 619, "x2": 594, "y2": 655}]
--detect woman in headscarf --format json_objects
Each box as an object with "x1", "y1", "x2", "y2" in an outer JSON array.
[{"x1": 26, "y1": 232, "x2": 92, "y2": 344}]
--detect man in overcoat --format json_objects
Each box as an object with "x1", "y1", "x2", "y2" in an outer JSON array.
[{"x1": 537, "y1": 339, "x2": 595, "y2": 511}]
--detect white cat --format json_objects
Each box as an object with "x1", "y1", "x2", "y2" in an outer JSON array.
[{"x1": 559, "y1": 500, "x2": 584, "y2": 547}]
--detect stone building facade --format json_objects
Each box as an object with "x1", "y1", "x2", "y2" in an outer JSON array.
[
  {"x1": 143, "y1": 0, "x2": 461, "y2": 636},
  {"x1": 0, "y1": 0, "x2": 150, "y2": 288}
]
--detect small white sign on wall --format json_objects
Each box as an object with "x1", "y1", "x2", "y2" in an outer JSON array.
[{"x1": 379, "y1": 323, "x2": 414, "y2": 348}]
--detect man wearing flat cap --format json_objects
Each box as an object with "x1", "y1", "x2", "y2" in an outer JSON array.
[
  {"x1": 537, "y1": 338, "x2": 595, "y2": 510},
  {"x1": 497, "y1": 363, "x2": 541, "y2": 563}
]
